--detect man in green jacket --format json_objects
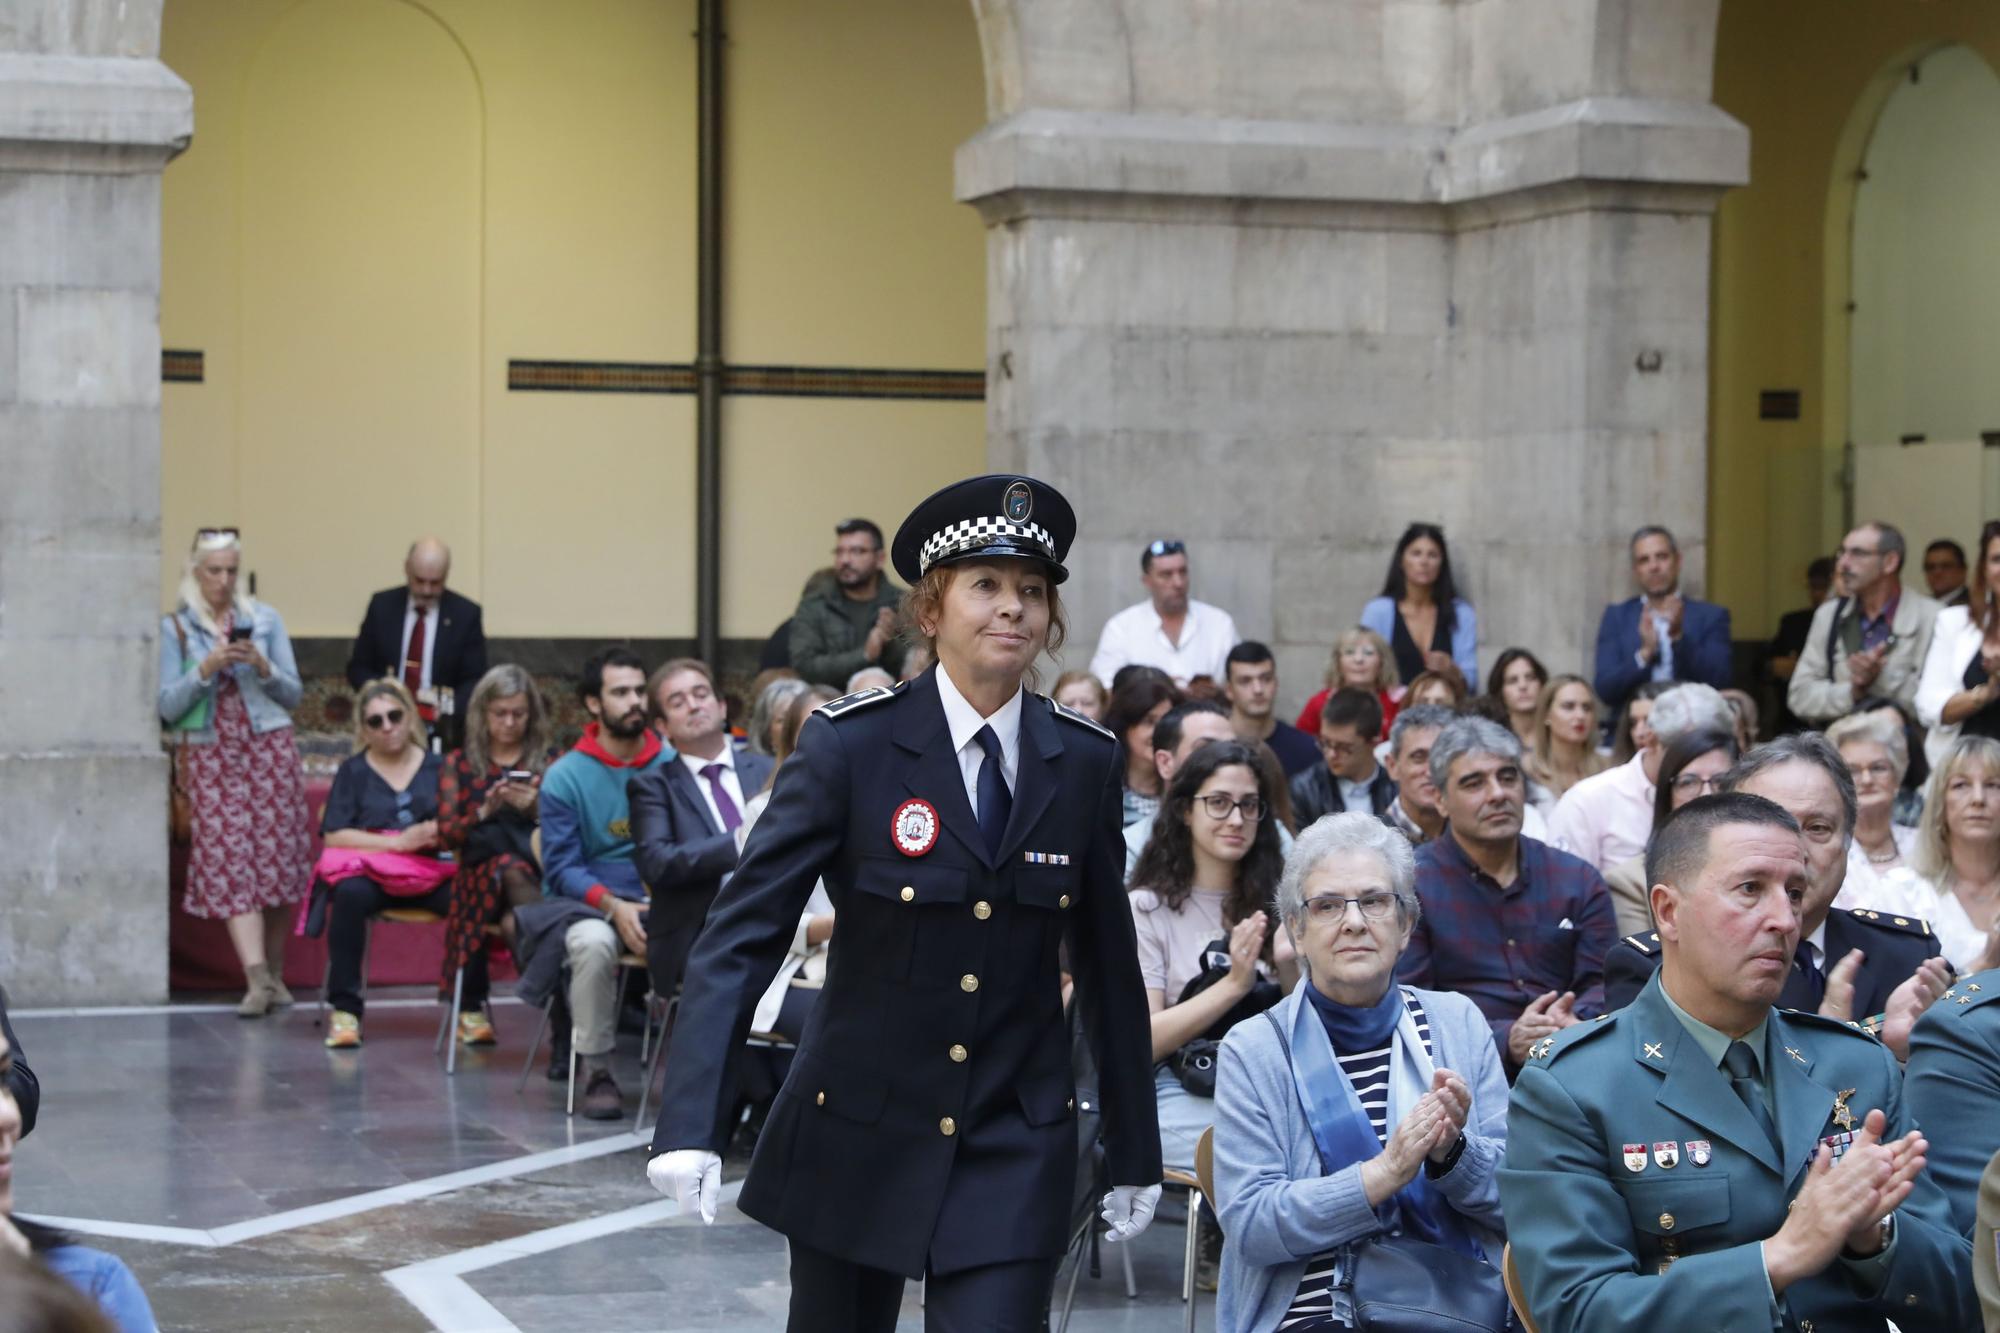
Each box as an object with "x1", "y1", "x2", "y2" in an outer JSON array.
[
  {"x1": 1501, "y1": 791, "x2": 1974, "y2": 1333},
  {"x1": 788, "y1": 518, "x2": 906, "y2": 687}
]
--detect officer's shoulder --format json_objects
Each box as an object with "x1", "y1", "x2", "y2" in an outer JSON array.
[
  {"x1": 1615, "y1": 931, "x2": 1661, "y2": 957},
  {"x1": 1041, "y1": 693, "x2": 1115, "y2": 742},
  {"x1": 814, "y1": 682, "x2": 905, "y2": 723},
  {"x1": 1834, "y1": 905, "x2": 1933, "y2": 940},
  {"x1": 1932, "y1": 970, "x2": 2000, "y2": 1020},
  {"x1": 1779, "y1": 1005, "x2": 1888, "y2": 1046},
  {"x1": 1530, "y1": 1010, "x2": 1623, "y2": 1067}
]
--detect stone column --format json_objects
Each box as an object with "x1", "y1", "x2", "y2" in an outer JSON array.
[
  {"x1": 0, "y1": 2, "x2": 190, "y2": 1003},
  {"x1": 960, "y1": 0, "x2": 1747, "y2": 701}
]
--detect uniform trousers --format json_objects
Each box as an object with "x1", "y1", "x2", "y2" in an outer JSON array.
[{"x1": 787, "y1": 1240, "x2": 1057, "y2": 1333}]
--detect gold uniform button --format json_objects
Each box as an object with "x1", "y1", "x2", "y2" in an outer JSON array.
[
  {"x1": 961, "y1": 974, "x2": 979, "y2": 993},
  {"x1": 939, "y1": 1117, "x2": 956, "y2": 1136},
  {"x1": 1058, "y1": 895, "x2": 1071, "y2": 909},
  {"x1": 949, "y1": 1044, "x2": 968, "y2": 1063},
  {"x1": 1893, "y1": 916, "x2": 1908, "y2": 926},
  {"x1": 900, "y1": 886, "x2": 915, "y2": 902},
  {"x1": 815, "y1": 1091, "x2": 825, "y2": 1106},
  {"x1": 1658, "y1": 1212, "x2": 1675, "y2": 1231},
  {"x1": 973, "y1": 901, "x2": 992, "y2": 920}
]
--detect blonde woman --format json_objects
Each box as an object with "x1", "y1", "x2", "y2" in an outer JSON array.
[
  {"x1": 1524, "y1": 674, "x2": 1609, "y2": 800},
  {"x1": 157, "y1": 529, "x2": 312, "y2": 1017},
  {"x1": 1295, "y1": 626, "x2": 1401, "y2": 741},
  {"x1": 1910, "y1": 735, "x2": 2000, "y2": 974}
]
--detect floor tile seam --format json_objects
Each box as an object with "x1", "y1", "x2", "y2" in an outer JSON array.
[{"x1": 15, "y1": 997, "x2": 531, "y2": 1018}]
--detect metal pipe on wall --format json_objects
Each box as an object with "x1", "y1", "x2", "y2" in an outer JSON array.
[{"x1": 694, "y1": 0, "x2": 725, "y2": 668}]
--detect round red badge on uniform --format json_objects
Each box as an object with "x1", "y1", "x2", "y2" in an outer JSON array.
[{"x1": 892, "y1": 799, "x2": 940, "y2": 857}]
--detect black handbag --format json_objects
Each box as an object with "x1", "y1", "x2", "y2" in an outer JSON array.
[
  {"x1": 1168, "y1": 937, "x2": 1282, "y2": 1096},
  {"x1": 462, "y1": 812, "x2": 536, "y2": 868},
  {"x1": 1260, "y1": 1010, "x2": 1511, "y2": 1332}
]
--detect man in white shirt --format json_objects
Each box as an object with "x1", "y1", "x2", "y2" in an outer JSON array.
[
  {"x1": 1549, "y1": 683, "x2": 1736, "y2": 872},
  {"x1": 1088, "y1": 539, "x2": 1239, "y2": 688}
]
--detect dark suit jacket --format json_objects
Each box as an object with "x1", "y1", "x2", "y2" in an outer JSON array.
[
  {"x1": 1288, "y1": 761, "x2": 1396, "y2": 828},
  {"x1": 649, "y1": 670, "x2": 1161, "y2": 1277},
  {"x1": 1593, "y1": 595, "x2": 1732, "y2": 711},
  {"x1": 344, "y1": 586, "x2": 489, "y2": 700},
  {"x1": 1604, "y1": 906, "x2": 1944, "y2": 1015},
  {"x1": 628, "y1": 744, "x2": 776, "y2": 998}
]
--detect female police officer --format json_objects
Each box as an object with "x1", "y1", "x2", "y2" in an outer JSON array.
[{"x1": 648, "y1": 475, "x2": 1162, "y2": 1331}]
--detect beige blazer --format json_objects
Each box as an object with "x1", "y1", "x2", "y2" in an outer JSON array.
[{"x1": 1787, "y1": 586, "x2": 1939, "y2": 725}]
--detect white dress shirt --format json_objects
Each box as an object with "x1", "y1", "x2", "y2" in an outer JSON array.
[
  {"x1": 1547, "y1": 751, "x2": 1657, "y2": 872},
  {"x1": 1088, "y1": 598, "x2": 1240, "y2": 687},
  {"x1": 935, "y1": 663, "x2": 1022, "y2": 810},
  {"x1": 398, "y1": 601, "x2": 440, "y2": 691},
  {"x1": 679, "y1": 742, "x2": 747, "y2": 834}
]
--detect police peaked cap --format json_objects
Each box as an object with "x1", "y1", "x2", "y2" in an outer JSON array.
[{"x1": 891, "y1": 474, "x2": 1075, "y2": 585}]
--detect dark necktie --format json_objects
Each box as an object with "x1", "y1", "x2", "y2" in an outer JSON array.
[
  {"x1": 404, "y1": 608, "x2": 428, "y2": 696},
  {"x1": 974, "y1": 725, "x2": 1012, "y2": 859},
  {"x1": 1794, "y1": 942, "x2": 1826, "y2": 1011},
  {"x1": 700, "y1": 762, "x2": 743, "y2": 834},
  {"x1": 1722, "y1": 1041, "x2": 1780, "y2": 1153}
]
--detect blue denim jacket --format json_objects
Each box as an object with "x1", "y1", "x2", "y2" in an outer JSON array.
[{"x1": 157, "y1": 601, "x2": 303, "y2": 743}]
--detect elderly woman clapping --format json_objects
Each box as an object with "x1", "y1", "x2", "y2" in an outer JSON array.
[{"x1": 1212, "y1": 813, "x2": 1510, "y2": 1333}]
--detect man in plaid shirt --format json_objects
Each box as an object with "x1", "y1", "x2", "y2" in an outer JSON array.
[{"x1": 1398, "y1": 716, "x2": 1618, "y2": 1072}]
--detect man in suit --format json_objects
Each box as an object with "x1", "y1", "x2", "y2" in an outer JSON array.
[
  {"x1": 1905, "y1": 967, "x2": 2000, "y2": 1235},
  {"x1": 1789, "y1": 521, "x2": 1941, "y2": 727},
  {"x1": 344, "y1": 537, "x2": 489, "y2": 726},
  {"x1": 1605, "y1": 733, "x2": 1953, "y2": 1060},
  {"x1": 629, "y1": 658, "x2": 775, "y2": 1001},
  {"x1": 1289, "y1": 687, "x2": 1396, "y2": 826},
  {"x1": 1594, "y1": 525, "x2": 1733, "y2": 716},
  {"x1": 1502, "y1": 792, "x2": 1976, "y2": 1333}
]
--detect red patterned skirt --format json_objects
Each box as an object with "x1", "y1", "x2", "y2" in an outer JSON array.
[{"x1": 179, "y1": 679, "x2": 314, "y2": 919}]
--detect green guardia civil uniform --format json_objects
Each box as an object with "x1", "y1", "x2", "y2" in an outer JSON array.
[
  {"x1": 1499, "y1": 972, "x2": 1975, "y2": 1333},
  {"x1": 1905, "y1": 967, "x2": 2000, "y2": 1237}
]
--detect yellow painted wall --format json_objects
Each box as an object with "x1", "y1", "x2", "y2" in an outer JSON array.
[
  {"x1": 1709, "y1": 0, "x2": 2000, "y2": 637},
  {"x1": 160, "y1": 0, "x2": 985, "y2": 640}
]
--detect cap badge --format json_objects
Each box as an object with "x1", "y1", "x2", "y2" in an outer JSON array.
[
  {"x1": 892, "y1": 798, "x2": 940, "y2": 858},
  {"x1": 1003, "y1": 480, "x2": 1033, "y2": 523}
]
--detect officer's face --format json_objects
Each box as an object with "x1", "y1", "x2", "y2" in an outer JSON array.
[
  {"x1": 1657, "y1": 822, "x2": 1806, "y2": 1019},
  {"x1": 1291, "y1": 850, "x2": 1412, "y2": 1006},
  {"x1": 1732, "y1": 760, "x2": 1848, "y2": 922},
  {"x1": 928, "y1": 561, "x2": 1050, "y2": 682}
]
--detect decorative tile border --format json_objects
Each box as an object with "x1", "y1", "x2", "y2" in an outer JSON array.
[
  {"x1": 507, "y1": 359, "x2": 984, "y2": 401},
  {"x1": 162, "y1": 348, "x2": 205, "y2": 383}
]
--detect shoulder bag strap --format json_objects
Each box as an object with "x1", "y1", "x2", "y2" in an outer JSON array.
[{"x1": 1823, "y1": 597, "x2": 1850, "y2": 681}]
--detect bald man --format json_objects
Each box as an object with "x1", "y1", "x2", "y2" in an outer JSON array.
[{"x1": 345, "y1": 538, "x2": 489, "y2": 726}]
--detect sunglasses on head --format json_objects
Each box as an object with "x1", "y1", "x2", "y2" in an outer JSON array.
[
  {"x1": 1147, "y1": 539, "x2": 1186, "y2": 558},
  {"x1": 364, "y1": 708, "x2": 406, "y2": 731}
]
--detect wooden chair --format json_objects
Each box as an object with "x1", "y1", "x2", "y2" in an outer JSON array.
[
  {"x1": 1161, "y1": 1124, "x2": 1219, "y2": 1333},
  {"x1": 1502, "y1": 1242, "x2": 1540, "y2": 1333},
  {"x1": 314, "y1": 906, "x2": 453, "y2": 1051}
]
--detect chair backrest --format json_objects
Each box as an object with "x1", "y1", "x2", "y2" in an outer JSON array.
[
  {"x1": 1502, "y1": 1242, "x2": 1539, "y2": 1333},
  {"x1": 1194, "y1": 1125, "x2": 1216, "y2": 1209}
]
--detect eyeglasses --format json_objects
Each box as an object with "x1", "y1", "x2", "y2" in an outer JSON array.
[
  {"x1": 1317, "y1": 737, "x2": 1363, "y2": 760},
  {"x1": 1670, "y1": 773, "x2": 1722, "y2": 797},
  {"x1": 1146, "y1": 539, "x2": 1186, "y2": 559},
  {"x1": 1849, "y1": 761, "x2": 1897, "y2": 782},
  {"x1": 1837, "y1": 544, "x2": 1882, "y2": 561},
  {"x1": 364, "y1": 708, "x2": 406, "y2": 731},
  {"x1": 1301, "y1": 892, "x2": 1399, "y2": 923},
  {"x1": 1196, "y1": 793, "x2": 1265, "y2": 822}
]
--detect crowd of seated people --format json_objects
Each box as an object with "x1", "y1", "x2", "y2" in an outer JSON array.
[{"x1": 114, "y1": 506, "x2": 2000, "y2": 1327}]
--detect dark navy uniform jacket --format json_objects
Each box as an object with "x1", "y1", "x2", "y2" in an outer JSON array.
[
  {"x1": 650, "y1": 668, "x2": 1162, "y2": 1278},
  {"x1": 1606, "y1": 906, "x2": 1943, "y2": 1018}
]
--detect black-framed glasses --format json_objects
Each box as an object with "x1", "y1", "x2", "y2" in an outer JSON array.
[
  {"x1": 1670, "y1": 772, "x2": 1723, "y2": 797},
  {"x1": 1196, "y1": 793, "x2": 1264, "y2": 822},
  {"x1": 364, "y1": 708, "x2": 406, "y2": 731},
  {"x1": 1147, "y1": 539, "x2": 1186, "y2": 559},
  {"x1": 1301, "y1": 892, "x2": 1399, "y2": 923}
]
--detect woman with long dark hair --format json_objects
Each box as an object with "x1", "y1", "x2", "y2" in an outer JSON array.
[
  {"x1": 1129, "y1": 740, "x2": 1286, "y2": 1171},
  {"x1": 1360, "y1": 523, "x2": 1478, "y2": 686},
  {"x1": 648, "y1": 475, "x2": 1163, "y2": 1331},
  {"x1": 1104, "y1": 667, "x2": 1184, "y2": 827},
  {"x1": 1486, "y1": 648, "x2": 1548, "y2": 749}
]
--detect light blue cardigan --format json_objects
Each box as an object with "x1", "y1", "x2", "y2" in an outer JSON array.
[
  {"x1": 1212, "y1": 984, "x2": 1509, "y2": 1333},
  {"x1": 157, "y1": 602, "x2": 303, "y2": 743},
  {"x1": 1358, "y1": 595, "x2": 1478, "y2": 682}
]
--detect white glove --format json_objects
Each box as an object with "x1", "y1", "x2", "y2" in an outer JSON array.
[
  {"x1": 648, "y1": 1149, "x2": 723, "y2": 1225},
  {"x1": 1100, "y1": 1182, "x2": 1162, "y2": 1244}
]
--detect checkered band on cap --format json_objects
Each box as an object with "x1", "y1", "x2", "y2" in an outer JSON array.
[{"x1": 918, "y1": 517, "x2": 1056, "y2": 575}]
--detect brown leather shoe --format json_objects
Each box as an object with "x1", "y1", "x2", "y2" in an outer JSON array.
[{"x1": 580, "y1": 1067, "x2": 623, "y2": 1120}]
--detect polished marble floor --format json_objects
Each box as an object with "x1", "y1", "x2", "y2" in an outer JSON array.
[{"x1": 11, "y1": 994, "x2": 1214, "y2": 1331}]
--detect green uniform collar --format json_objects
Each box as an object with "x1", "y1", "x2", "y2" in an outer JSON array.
[{"x1": 1658, "y1": 981, "x2": 1770, "y2": 1078}]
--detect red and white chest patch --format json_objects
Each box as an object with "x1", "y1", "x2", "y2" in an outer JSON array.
[{"x1": 892, "y1": 798, "x2": 940, "y2": 857}]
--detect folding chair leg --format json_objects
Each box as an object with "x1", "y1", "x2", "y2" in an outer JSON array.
[
  {"x1": 516, "y1": 997, "x2": 552, "y2": 1094},
  {"x1": 633, "y1": 994, "x2": 676, "y2": 1132},
  {"x1": 1119, "y1": 1237, "x2": 1136, "y2": 1299},
  {"x1": 1182, "y1": 1192, "x2": 1199, "y2": 1305},
  {"x1": 315, "y1": 951, "x2": 332, "y2": 1028},
  {"x1": 440, "y1": 966, "x2": 465, "y2": 1073},
  {"x1": 565, "y1": 1032, "x2": 580, "y2": 1117},
  {"x1": 1054, "y1": 1227, "x2": 1088, "y2": 1333}
]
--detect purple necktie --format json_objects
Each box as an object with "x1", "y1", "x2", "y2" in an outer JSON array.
[{"x1": 701, "y1": 762, "x2": 743, "y2": 834}]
